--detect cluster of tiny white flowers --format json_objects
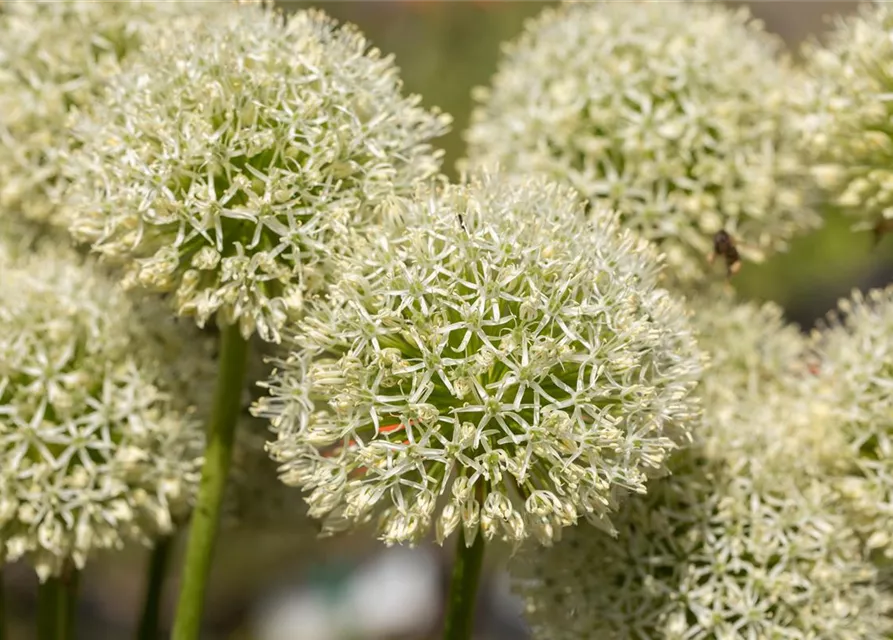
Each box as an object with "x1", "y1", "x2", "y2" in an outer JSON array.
[
  {"x1": 689, "y1": 292, "x2": 845, "y2": 477},
  {"x1": 66, "y1": 4, "x2": 451, "y2": 343},
  {"x1": 0, "y1": 0, "x2": 202, "y2": 232},
  {"x1": 0, "y1": 245, "x2": 206, "y2": 580},
  {"x1": 516, "y1": 295, "x2": 890, "y2": 638},
  {"x1": 693, "y1": 293, "x2": 807, "y2": 390},
  {"x1": 464, "y1": 1, "x2": 819, "y2": 284},
  {"x1": 255, "y1": 174, "x2": 703, "y2": 547},
  {"x1": 517, "y1": 454, "x2": 892, "y2": 640},
  {"x1": 801, "y1": 3, "x2": 893, "y2": 234},
  {"x1": 812, "y1": 287, "x2": 893, "y2": 559}
]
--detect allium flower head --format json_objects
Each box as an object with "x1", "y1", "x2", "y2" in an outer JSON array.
[
  {"x1": 812, "y1": 287, "x2": 893, "y2": 559},
  {"x1": 67, "y1": 4, "x2": 451, "y2": 342},
  {"x1": 464, "y1": 1, "x2": 818, "y2": 284},
  {"x1": 517, "y1": 449, "x2": 893, "y2": 640},
  {"x1": 0, "y1": 245, "x2": 206, "y2": 580},
  {"x1": 693, "y1": 293, "x2": 807, "y2": 387},
  {"x1": 255, "y1": 174, "x2": 703, "y2": 546},
  {"x1": 0, "y1": 0, "x2": 200, "y2": 231},
  {"x1": 517, "y1": 292, "x2": 888, "y2": 638},
  {"x1": 801, "y1": 3, "x2": 893, "y2": 234},
  {"x1": 688, "y1": 291, "x2": 845, "y2": 471}
]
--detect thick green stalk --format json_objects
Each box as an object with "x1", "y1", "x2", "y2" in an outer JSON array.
[
  {"x1": 137, "y1": 536, "x2": 173, "y2": 640},
  {"x1": 172, "y1": 323, "x2": 250, "y2": 640},
  {"x1": 442, "y1": 527, "x2": 486, "y2": 640},
  {"x1": 37, "y1": 565, "x2": 79, "y2": 640}
]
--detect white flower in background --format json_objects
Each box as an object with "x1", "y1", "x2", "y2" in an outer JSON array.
[
  {"x1": 0, "y1": 243, "x2": 207, "y2": 581},
  {"x1": 255, "y1": 173, "x2": 702, "y2": 547},
  {"x1": 66, "y1": 3, "x2": 451, "y2": 342},
  {"x1": 464, "y1": 1, "x2": 818, "y2": 285},
  {"x1": 0, "y1": 0, "x2": 204, "y2": 233},
  {"x1": 517, "y1": 451, "x2": 892, "y2": 640},
  {"x1": 690, "y1": 291, "x2": 845, "y2": 473},
  {"x1": 801, "y1": 3, "x2": 893, "y2": 237},
  {"x1": 812, "y1": 287, "x2": 893, "y2": 560}
]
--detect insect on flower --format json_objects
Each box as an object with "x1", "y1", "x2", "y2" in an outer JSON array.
[
  {"x1": 709, "y1": 229, "x2": 741, "y2": 278},
  {"x1": 873, "y1": 218, "x2": 893, "y2": 247},
  {"x1": 463, "y1": 1, "x2": 818, "y2": 285}
]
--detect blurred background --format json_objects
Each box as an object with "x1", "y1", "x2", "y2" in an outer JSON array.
[{"x1": 6, "y1": 1, "x2": 892, "y2": 638}]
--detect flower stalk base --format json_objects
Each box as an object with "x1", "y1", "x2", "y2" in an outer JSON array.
[
  {"x1": 442, "y1": 528, "x2": 485, "y2": 640},
  {"x1": 172, "y1": 324, "x2": 250, "y2": 639},
  {"x1": 138, "y1": 536, "x2": 173, "y2": 640},
  {"x1": 37, "y1": 565, "x2": 79, "y2": 640}
]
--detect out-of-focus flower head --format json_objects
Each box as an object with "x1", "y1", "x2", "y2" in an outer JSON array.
[
  {"x1": 254, "y1": 173, "x2": 703, "y2": 547},
  {"x1": 464, "y1": 0, "x2": 818, "y2": 285},
  {"x1": 517, "y1": 449, "x2": 892, "y2": 640},
  {"x1": 0, "y1": 243, "x2": 207, "y2": 581},
  {"x1": 812, "y1": 287, "x2": 893, "y2": 560},
  {"x1": 801, "y1": 3, "x2": 893, "y2": 236},
  {"x1": 689, "y1": 290, "x2": 844, "y2": 474},
  {"x1": 516, "y1": 293, "x2": 888, "y2": 638},
  {"x1": 66, "y1": 3, "x2": 451, "y2": 343},
  {"x1": 0, "y1": 0, "x2": 203, "y2": 234}
]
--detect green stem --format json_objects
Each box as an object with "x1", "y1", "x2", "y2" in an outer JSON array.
[
  {"x1": 172, "y1": 323, "x2": 250, "y2": 640},
  {"x1": 137, "y1": 536, "x2": 173, "y2": 640},
  {"x1": 442, "y1": 527, "x2": 486, "y2": 640},
  {"x1": 0, "y1": 567, "x2": 5, "y2": 640},
  {"x1": 37, "y1": 577, "x2": 59, "y2": 640},
  {"x1": 58, "y1": 567, "x2": 79, "y2": 640},
  {"x1": 36, "y1": 565, "x2": 79, "y2": 640}
]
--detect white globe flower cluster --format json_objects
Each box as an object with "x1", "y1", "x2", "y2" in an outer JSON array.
[
  {"x1": 0, "y1": 245, "x2": 207, "y2": 580},
  {"x1": 256, "y1": 174, "x2": 703, "y2": 547},
  {"x1": 5, "y1": 0, "x2": 893, "y2": 637},
  {"x1": 518, "y1": 453, "x2": 893, "y2": 640},
  {"x1": 67, "y1": 3, "x2": 451, "y2": 342},
  {"x1": 0, "y1": 0, "x2": 204, "y2": 237},
  {"x1": 464, "y1": 1, "x2": 819, "y2": 286},
  {"x1": 801, "y1": 3, "x2": 893, "y2": 238},
  {"x1": 812, "y1": 288, "x2": 893, "y2": 560},
  {"x1": 690, "y1": 293, "x2": 847, "y2": 476}
]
